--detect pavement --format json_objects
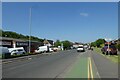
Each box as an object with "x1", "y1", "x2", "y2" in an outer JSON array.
[{"x1": 1, "y1": 49, "x2": 119, "y2": 79}]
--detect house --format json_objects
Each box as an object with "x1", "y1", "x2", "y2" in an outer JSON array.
[
  {"x1": 0, "y1": 37, "x2": 44, "y2": 53},
  {"x1": 43, "y1": 39, "x2": 54, "y2": 47}
]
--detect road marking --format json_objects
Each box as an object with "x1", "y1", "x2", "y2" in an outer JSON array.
[
  {"x1": 89, "y1": 57, "x2": 94, "y2": 80},
  {"x1": 91, "y1": 56, "x2": 101, "y2": 78},
  {"x1": 88, "y1": 58, "x2": 90, "y2": 80},
  {"x1": 88, "y1": 57, "x2": 94, "y2": 80}
]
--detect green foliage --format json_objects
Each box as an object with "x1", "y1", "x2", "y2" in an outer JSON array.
[
  {"x1": 1, "y1": 30, "x2": 43, "y2": 42},
  {"x1": 91, "y1": 42, "x2": 96, "y2": 47},
  {"x1": 95, "y1": 39, "x2": 105, "y2": 47},
  {"x1": 115, "y1": 44, "x2": 120, "y2": 51},
  {"x1": 54, "y1": 40, "x2": 73, "y2": 50},
  {"x1": 0, "y1": 30, "x2": 2, "y2": 37},
  {"x1": 90, "y1": 39, "x2": 105, "y2": 48},
  {"x1": 54, "y1": 40, "x2": 61, "y2": 47},
  {"x1": 61, "y1": 40, "x2": 72, "y2": 50}
]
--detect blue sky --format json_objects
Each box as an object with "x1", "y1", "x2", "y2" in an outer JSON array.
[{"x1": 3, "y1": 2, "x2": 118, "y2": 43}]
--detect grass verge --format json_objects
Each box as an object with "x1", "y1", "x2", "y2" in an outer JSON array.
[
  {"x1": 94, "y1": 47, "x2": 120, "y2": 64},
  {"x1": 0, "y1": 54, "x2": 2, "y2": 59}
]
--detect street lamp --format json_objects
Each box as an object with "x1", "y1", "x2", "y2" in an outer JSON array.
[
  {"x1": 29, "y1": 8, "x2": 32, "y2": 53},
  {"x1": 61, "y1": 43, "x2": 63, "y2": 51}
]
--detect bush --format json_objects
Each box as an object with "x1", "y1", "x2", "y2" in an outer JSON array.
[{"x1": 116, "y1": 44, "x2": 120, "y2": 51}]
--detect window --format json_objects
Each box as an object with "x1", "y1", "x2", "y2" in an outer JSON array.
[{"x1": 18, "y1": 49, "x2": 23, "y2": 51}]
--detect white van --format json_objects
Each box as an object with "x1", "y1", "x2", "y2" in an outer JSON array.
[
  {"x1": 35, "y1": 46, "x2": 49, "y2": 53},
  {"x1": 8, "y1": 47, "x2": 26, "y2": 55},
  {"x1": 35, "y1": 46, "x2": 53, "y2": 53}
]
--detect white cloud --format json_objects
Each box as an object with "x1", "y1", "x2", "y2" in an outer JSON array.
[{"x1": 80, "y1": 13, "x2": 89, "y2": 17}]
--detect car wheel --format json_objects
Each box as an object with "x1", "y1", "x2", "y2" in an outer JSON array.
[
  {"x1": 114, "y1": 52, "x2": 117, "y2": 55},
  {"x1": 13, "y1": 53, "x2": 17, "y2": 55},
  {"x1": 102, "y1": 52, "x2": 105, "y2": 54},
  {"x1": 23, "y1": 52, "x2": 25, "y2": 54},
  {"x1": 106, "y1": 52, "x2": 108, "y2": 55},
  {"x1": 110, "y1": 52, "x2": 112, "y2": 55}
]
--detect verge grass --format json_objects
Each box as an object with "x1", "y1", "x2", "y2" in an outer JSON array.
[{"x1": 94, "y1": 47, "x2": 119, "y2": 64}]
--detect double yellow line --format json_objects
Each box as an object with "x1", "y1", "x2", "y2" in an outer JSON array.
[{"x1": 88, "y1": 57, "x2": 94, "y2": 80}]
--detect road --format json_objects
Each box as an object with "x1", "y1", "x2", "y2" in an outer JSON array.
[{"x1": 2, "y1": 49, "x2": 118, "y2": 79}]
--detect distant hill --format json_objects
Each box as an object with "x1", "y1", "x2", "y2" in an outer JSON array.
[{"x1": 0, "y1": 29, "x2": 44, "y2": 42}]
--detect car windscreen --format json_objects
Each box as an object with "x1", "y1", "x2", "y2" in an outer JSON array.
[
  {"x1": 104, "y1": 45, "x2": 116, "y2": 49},
  {"x1": 110, "y1": 46, "x2": 116, "y2": 49}
]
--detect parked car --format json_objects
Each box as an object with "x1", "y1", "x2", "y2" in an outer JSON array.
[
  {"x1": 77, "y1": 46, "x2": 85, "y2": 52},
  {"x1": 88, "y1": 47, "x2": 93, "y2": 50},
  {"x1": 84, "y1": 45, "x2": 88, "y2": 49},
  {"x1": 8, "y1": 47, "x2": 26, "y2": 55},
  {"x1": 52, "y1": 47, "x2": 59, "y2": 52},
  {"x1": 35, "y1": 46, "x2": 48, "y2": 53},
  {"x1": 49, "y1": 47, "x2": 54, "y2": 52},
  {"x1": 101, "y1": 45, "x2": 117, "y2": 55}
]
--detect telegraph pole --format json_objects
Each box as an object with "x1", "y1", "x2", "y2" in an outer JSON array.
[{"x1": 29, "y1": 8, "x2": 32, "y2": 53}]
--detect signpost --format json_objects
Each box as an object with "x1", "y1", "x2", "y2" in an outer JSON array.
[{"x1": 105, "y1": 38, "x2": 112, "y2": 55}]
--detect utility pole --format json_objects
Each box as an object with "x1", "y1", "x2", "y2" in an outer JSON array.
[
  {"x1": 29, "y1": 8, "x2": 32, "y2": 53},
  {"x1": 61, "y1": 43, "x2": 63, "y2": 51}
]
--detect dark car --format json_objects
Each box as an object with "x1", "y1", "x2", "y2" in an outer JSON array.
[{"x1": 101, "y1": 45, "x2": 117, "y2": 55}]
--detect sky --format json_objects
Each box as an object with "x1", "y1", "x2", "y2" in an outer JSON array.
[{"x1": 2, "y1": 2, "x2": 118, "y2": 43}]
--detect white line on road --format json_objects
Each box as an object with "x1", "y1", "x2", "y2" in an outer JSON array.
[{"x1": 91, "y1": 52, "x2": 101, "y2": 79}]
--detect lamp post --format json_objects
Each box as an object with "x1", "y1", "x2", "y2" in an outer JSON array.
[
  {"x1": 29, "y1": 8, "x2": 32, "y2": 53},
  {"x1": 61, "y1": 43, "x2": 63, "y2": 51}
]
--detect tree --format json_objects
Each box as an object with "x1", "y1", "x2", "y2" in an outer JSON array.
[
  {"x1": 116, "y1": 40, "x2": 120, "y2": 51},
  {"x1": 95, "y1": 39, "x2": 105, "y2": 48},
  {"x1": 90, "y1": 42, "x2": 96, "y2": 47},
  {"x1": 61, "y1": 40, "x2": 72, "y2": 50},
  {"x1": 54, "y1": 40, "x2": 61, "y2": 47}
]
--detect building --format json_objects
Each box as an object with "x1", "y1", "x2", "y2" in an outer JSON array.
[
  {"x1": 43, "y1": 39, "x2": 54, "y2": 47},
  {"x1": 0, "y1": 37, "x2": 44, "y2": 53}
]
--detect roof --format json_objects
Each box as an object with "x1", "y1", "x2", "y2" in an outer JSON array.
[
  {"x1": 0, "y1": 37, "x2": 43, "y2": 43},
  {"x1": 47, "y1": 40, "x2": 54, "y2": 45},
  {"x1": 0, "y1": 37, "x2": 25, "y2": 42},
  {"x1": 43, "y1": 39, "x2": 54, "y2": 45}
]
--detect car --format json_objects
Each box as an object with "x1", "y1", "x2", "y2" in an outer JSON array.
[
  {"x1": 35, "y1": 46, "x2": 49, "y2": 53},
  {"x1": 101, "y1": 45, "x2": 117, "y2": 55},
  {"x1": 8, "y1": 47, "x2": 26, "y2": 55},
  {"x1": 88, "y1": 47, "x2": 93, "y2": 50},
  {"x1": 84, "y1": 45, "x2": 88, "y2": 49},
  {"x1": 35, "y1": 46, "x2": 54, "y2": 53},
  {"x1": 77, "y1": 46, "x2": 85, "y2": 52},
  {"x1": 49, "y1": 48, "x2": 54, "y2": 52}
]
